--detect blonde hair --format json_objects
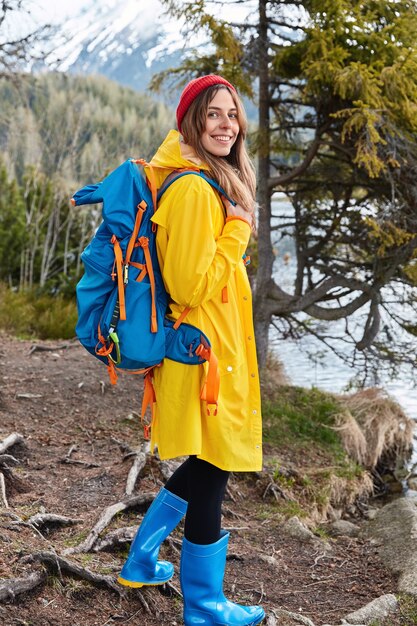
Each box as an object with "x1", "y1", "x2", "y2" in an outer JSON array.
[{"x1": 180, "y1": 85, "x2": 256, "y2": 214}]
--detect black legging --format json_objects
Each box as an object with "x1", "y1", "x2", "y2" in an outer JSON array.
[{"x1": 165, "y1": 456, "x2": 230, "y2": 545}]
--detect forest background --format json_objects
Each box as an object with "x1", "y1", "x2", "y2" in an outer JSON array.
[{"x1": 3, "y1": 0, "x2": 417, "y2": 385}]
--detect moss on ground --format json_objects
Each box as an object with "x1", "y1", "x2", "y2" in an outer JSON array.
[{"x1": 263, "y1": 385, "x2": 343, "y2": 451}]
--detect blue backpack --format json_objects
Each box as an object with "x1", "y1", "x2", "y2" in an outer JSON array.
[{"x1": 71, "y1": 159, "x2": 234, "y2": 434}]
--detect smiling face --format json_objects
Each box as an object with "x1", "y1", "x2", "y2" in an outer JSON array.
[{"x1": 200, "y1": 89, "x2": 240, "y2": 157}]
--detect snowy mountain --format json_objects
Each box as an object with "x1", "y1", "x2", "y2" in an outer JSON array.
[{"x1": 44, "y1": 0, "x2": 191, "y2": 94}]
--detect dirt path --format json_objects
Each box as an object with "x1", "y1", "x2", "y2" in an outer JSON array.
[{"x1": 0, "y1": 335, "x2": 399, "y2": 625}]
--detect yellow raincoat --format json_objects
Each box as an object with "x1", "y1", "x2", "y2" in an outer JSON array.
[{"x1": 147, "y1": 130, "x2": 262, "y2": 472}]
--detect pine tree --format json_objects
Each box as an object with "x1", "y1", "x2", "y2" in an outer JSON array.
[{"x1": 153, "y1": 0, "x2": 417, "y2": 377}]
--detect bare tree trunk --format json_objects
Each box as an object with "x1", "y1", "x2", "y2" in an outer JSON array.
[
  {"x1": 40, "y1": 206, "x2": 54, "y2": 287},
  {"x1": 40, "y1": 193, "x2": 62, "y2": 287},
  {"x1": 19, "y1": 249, "x2": 25, "y2": 291},
  {"x1": 63, "y1": 212, "x2": 74, "y2": 277},
  {"x1": 254, "y1": 0, "x2": 273, "y2": 368},
  {"x1": 76, "y1": 211, "x2": 88, "y2": 277}
]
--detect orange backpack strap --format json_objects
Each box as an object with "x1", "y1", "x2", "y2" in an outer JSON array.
[
  {"x1": 125, "y1": 200, "x2": 147, "y2": 266},
  {"x1": 173, "y1": 307, "x2": 192, "y2": 330},
  {"x1": 195, "y1": 344, "x2": 220, "y2": 416},
  {"x1": 138, "y1": 236, "x2": 158, "y2": 333},
  {"x1": 133, "y1": 159, "x2": 158, "y2": 212},
  {"x1": 110, "y1": 236, "x2": 126, "y2": 321}
]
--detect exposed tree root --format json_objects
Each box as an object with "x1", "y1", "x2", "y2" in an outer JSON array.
[
  {"x1": 63, "y1": 493, "x2": 154, "y2": 555},
  {"x1": 159, "y1": 458, "x2": 181, "y2": 482},
  {"x1": 125, "y1": 441, "x2": 150, "y2": 495},
  {"x1": 94, "y1": 526, "x2": 136, "y2": 552},
  {"x1": 0, "y1": 433, "x2": 24, "y2": 455},
  {"x1": 16, "y1": 513, "x2": 83, "y2": 530},
  {"x1": 0, "y1": 570, "x2": 47, "y2": 602},
  {"x1": 0, "y1": 440, "x2": 23, "y2": 510},
  {"x1": 0, "y1": 454, "x2": 19, "y2": 466},
  {"x1": 21, "y1": 551, "x2": 121, "y2": 594}
]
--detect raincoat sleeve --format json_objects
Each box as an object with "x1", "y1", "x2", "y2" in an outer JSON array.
[{"x1": 153, "y1": 179, "x2": 251, "y2": 308}]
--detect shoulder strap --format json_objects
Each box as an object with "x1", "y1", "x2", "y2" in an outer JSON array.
[{"x1": 157, "y1": 170, "x2": 236, "y2": 206}]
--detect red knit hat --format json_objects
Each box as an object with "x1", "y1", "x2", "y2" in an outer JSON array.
[{"x1": 176, "y1": 74, "x2": 237, "y2": 133}]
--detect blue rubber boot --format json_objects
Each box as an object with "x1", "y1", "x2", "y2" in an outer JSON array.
[
  {"x1": 117, "y1": 487, "x2": 187, "y2": 588},
  {"x1": 180, "y1": 530, "x2": 265, "y2": 625}
]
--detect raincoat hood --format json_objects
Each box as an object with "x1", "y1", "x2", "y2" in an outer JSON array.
[{"x1": 147, "y1": 130, "x2": 209, "y2": 188}]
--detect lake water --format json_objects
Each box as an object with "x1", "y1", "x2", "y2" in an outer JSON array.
[{"x1": 269, "y1": 196, "x2": 417, "y2": 465}]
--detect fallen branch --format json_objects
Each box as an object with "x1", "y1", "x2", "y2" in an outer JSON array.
[
  {"x1": 223, "y1": 505, "x2": 244, "y2": 520},
  {"x1": 64, "y1": 493, "x2": 154, "y2": 555},
  {"x1": 225, "y1": 484, "x2": 237, "y2": 503},
  {"x1": 26, "y1": 513, "x2": 83, "y2": 529},
  {"x1": 165, "y1": 580, "x2": 182, "y2": 599},
  {"x1": 64, "y1": 444, "x2": 77, "y2": 459},
  {"x1": 29, "y1": 341, "x2": 78, "y2": 355},
  {"x1": 60, "y1": 443, "x2": 100, "y2": 468},
  {"x1": 0, "y1": 570, "x2": 47, "y2": 602},
  {"x1": 0, "y1": 472, "x2": 9, "y2": 508},
  {"x1": 61, "y1": 457, "x2": 100, "y2": 468},
  {"x1": 16, "y1": 393, "x2": 42, "y2": 399},
  {"x1": 0, "y1": 433, "x2": 24, "y2": 455},
  {"x1": 22, "y1": 551, "x2": 121, "y2": 594},
  {"x1": 262, "y1": 481, "x2": 287, "y2": 501},
  {"x1": 125, "y1": 441, "x2": 150, "y2": 495},
  {"x1": 111, "y1": 437, "x2": 134, "y2": 455},
  {"x1": 166, "y1": 536, "x2": 181, "y2": 554}
]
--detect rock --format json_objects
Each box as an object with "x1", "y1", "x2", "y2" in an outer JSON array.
[
  {"x1": 342, "y1": 594, "x2": 398, "y2": 624},
  {"x1": 407, "y1": 476, "x2": 417, "y2": 491},
  {"x1": 267, "y1": 608, "x2": 317, "y2": 625},
  {"x1": 364, "y1": 507, "x2": 378, "y2": 520},
  {"x1": 284, "y1": 516, "x2": 316, "y2": 541},
  {"x1": 258, "y1": 553, "x2": 284, "y2": 570},
  {"x1": 365, "y1": 498, "x2": 417, "y2": 595},
  {"x1": 328, "y1": 520, "x2": 360, "y2": 537}
]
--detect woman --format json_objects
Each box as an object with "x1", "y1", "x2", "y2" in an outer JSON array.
[{"x1": 118, "y1": 74, "x2": 264, "y2": 626}]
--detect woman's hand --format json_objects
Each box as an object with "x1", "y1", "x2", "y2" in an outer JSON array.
[{"x1": 221, "y1": 196, "x2": 253, "y2": 226}]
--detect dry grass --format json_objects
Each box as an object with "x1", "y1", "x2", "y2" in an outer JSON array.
[
  {"x1": 332, "y1": 408, "x2": 368, "y2": 465},
  {"x1": 337, "y1": 388, "x2": 414, "y2": 469},
  {"x1": 326, "y1": 471, "x2": 374, "y2": 514},
  {"x1": 260, "y1": 352, "x2": 289, "y2": 396},
  {"x1": 262, "y1": 379, "x2": 414, "y2": 522},
  {"x1": 298, "y1": 466, "x2": 374, "y2": 522}
]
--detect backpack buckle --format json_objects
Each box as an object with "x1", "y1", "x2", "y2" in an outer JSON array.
[{"x1": 108, "y1": 331, "x2": 121, "y2": 365}]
